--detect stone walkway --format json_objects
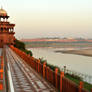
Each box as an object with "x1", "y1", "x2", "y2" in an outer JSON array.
[
  {"x1": 6, "y1": 47, "x2": 57, "y2": 92},
  {"x1": 0, "y1": 48, "x2": 2, "y2": 56}
]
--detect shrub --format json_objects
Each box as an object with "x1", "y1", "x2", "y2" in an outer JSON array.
[
  {"x1": 14, "y1": 39, "x2": 33, "y2": 56},
  {"x1": 39, "y1": 57, "x2": 60, "y2": 71}
]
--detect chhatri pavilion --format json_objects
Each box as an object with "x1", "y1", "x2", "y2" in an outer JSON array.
[{"x1": 0, "y1": 7, "x2": 15, "y2": 48}]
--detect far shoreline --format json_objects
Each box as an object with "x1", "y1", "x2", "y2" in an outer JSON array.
[
  {"x1": 27, "y1": 46, "x2": 92, "y2": 57},
  {"x1": 55, "y1": 49, "x2": 92, "y2": 57}
]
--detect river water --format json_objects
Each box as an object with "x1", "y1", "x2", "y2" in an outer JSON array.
[{"x1": 29, "y1": 48, "x2": 92, "y2": 77}]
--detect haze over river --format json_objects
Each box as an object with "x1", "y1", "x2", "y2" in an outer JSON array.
[{"x1": 29, "y1": 48, "x2": 92, "y2": 76}]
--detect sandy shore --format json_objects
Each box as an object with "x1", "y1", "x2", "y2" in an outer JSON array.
[{"x1": 55, "y1": 49, "x2": 92, "y2": 57}]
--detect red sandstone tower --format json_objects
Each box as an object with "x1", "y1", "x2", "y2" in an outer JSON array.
[{"x1": 0, "y1": 8, "x2": 15, "y2": 48}]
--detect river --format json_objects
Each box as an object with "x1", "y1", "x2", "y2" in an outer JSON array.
[{"x1": 28, "y1": 48, "x2": 92, "y2": 82}]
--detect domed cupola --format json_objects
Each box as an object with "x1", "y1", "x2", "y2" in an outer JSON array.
[
  {"x1": 0, "y1": 7, "x2": 7, "y2": 16},
  {"x1": 0, "y1": 7, "x2": 9, "y2": 21}
]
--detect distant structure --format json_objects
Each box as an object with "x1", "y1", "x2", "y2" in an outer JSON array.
[{"x1": 0, "y1": 7, "x2": 15, "y2": 48}]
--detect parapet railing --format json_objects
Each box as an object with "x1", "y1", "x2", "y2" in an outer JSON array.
[
  {"x1": 61, "y1": 67, "x2": 92, "y2": 84},
  {"x1": 0, "y1": 55, "x2": 5, "y2": 92},
  {"x1": 10, "y1": 45, "x2": 92, "y2": 92}
]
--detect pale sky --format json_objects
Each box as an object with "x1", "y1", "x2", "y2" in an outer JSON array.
[{"x1": 1, "y1": 0, "x2": 92, "y2": 39}]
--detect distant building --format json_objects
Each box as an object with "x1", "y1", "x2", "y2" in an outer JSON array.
[{"x1": 0, "y1": 8, "x2": 15, "y2": 48}]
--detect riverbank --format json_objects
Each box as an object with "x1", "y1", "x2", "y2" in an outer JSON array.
[
  {"x1": 25, "y1": 41, "x2": 92, "y2": 48},
  {"x1": 55, "y1": 49, "x2": 92, "y2": 57}
]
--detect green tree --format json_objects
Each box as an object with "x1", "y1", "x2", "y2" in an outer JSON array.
[{"x1": 14, "y1": 39, "x2": 33, "y2": 56}]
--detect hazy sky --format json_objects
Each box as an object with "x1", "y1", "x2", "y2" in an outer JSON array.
[{"x1": 1, "y1": 0, "x2": 92, "y2": 39}]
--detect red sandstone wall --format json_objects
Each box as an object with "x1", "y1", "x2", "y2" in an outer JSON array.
[{"x1": 0, "y1": 32, "x2": 15, "y2": 47}]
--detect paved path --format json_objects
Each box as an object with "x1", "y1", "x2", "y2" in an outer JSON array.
[
  {"x1": 0, "y1": 48, "x2": 2, "y2": 56},
  {"x1": 6, "y1": 47, "x2": 57, "y2": 92}
]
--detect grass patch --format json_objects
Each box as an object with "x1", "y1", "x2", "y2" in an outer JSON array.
[
  {"x1": 39, "y1": 57, "x2": 60, "y2": 71},
  {"x1": 20, "y1": 48, "x2": 33, "y2": 56},
  {"x1": 65, "y1": 74, "x2": 92, "y2": 92}
]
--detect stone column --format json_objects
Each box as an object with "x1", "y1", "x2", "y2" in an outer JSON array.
[
  {"x1": 79, "y1": 81, "x2": 83, "y2": 92},
  {"x1": 55, "y1": 68, "x2": 58, "y2": 89},
  {"x1": 43, "y1": 62, "x2": 46, "y2": 78},
  {"x1": 60, "y1": 72, "x2": 64, "y2": 92}
]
